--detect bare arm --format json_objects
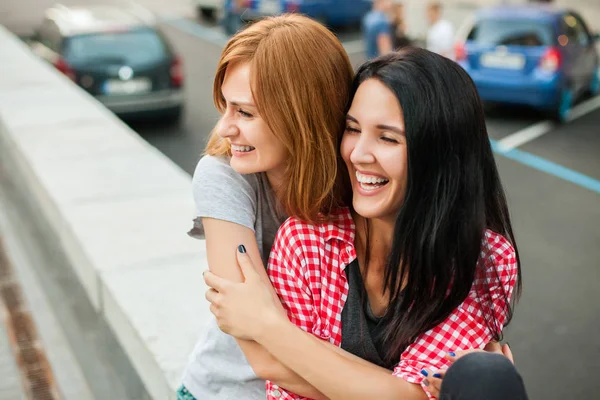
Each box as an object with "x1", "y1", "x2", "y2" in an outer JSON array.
[
  {"x1": 202, "y1": 218, "x2": 327, "y2": 399},
  {"x1": 255, "y1": 315, "x2": 428, "y2": 400}
]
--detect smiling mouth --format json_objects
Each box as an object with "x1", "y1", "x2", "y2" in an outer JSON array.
[
  {"x1": 355, "y1": 171, "x2": 389, "y2": 191},
  {"x1": 231, "y1": 144, "x2": 255, "y2": 153}
]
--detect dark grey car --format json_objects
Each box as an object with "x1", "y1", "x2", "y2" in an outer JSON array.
[{"x1": 29, "y1": 4, "x2": 184, "y2": 123}]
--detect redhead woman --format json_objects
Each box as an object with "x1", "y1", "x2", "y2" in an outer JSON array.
[
  {"x1": 203, "y1": 48, "x2": 526, "y2": 400},
  {"x1": 178, "y1": 14, "x2": 353, "y2": 400}
]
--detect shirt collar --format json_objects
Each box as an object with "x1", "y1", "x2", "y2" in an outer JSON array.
[
  {"x1": 322, "y1": 207, "x2": 355, "y2": 245},
  {"x1": 321, "y1": 208, "x2": 357, "y2": 270}
]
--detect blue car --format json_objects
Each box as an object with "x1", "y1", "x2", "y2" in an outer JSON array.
[
  {"x1": 284, "y1": 0, "x2": 371, "y2": 26},
  {"x1": 455, "y1": 5, "x2": 600, "y2": 121},
  {"x1": 239, "y1": 0, "x2": 371, "y2": 27}
]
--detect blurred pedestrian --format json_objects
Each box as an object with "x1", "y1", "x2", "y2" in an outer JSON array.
[
  {"x1": 390, "y1": 3, "x2": 411, "y2": 49},
  {"x1": 223, "y1": 0, "x2": 245, "y2": 35},
  {"x1": 362, "y1": 0, "x2": 394, "y2": 59},
  {"x1": 426, "y1": 2, "x2": 455, "y2": 59}
]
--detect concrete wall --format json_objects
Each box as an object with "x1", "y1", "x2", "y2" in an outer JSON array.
[{"x1": 0, "y1": 25, "x2": 210, "y2": 400}]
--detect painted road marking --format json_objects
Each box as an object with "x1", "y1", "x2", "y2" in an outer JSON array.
[
  {"x1": 491, "y1": 140, "x2": 600, "y2": 195},
  {"x1": 495, "y1": 120, "x2": 555, "y2": 152},
  {"x1": 497, "y1": 94, "x2": 600, "y2": 151},
  {"x1": 566, "y1": 93, "x2": 600, "y2": 122}
]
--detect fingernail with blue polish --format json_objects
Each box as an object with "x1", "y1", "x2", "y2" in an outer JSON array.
[
  {"x1": 448, "y1": 352, "x2": 456, "y2": 357},
  {"x1": 238, "y1": 244, "x2": 246, "y2": 253},
  {"x1": 420, "y1": 369, "x2": 428, "y2": 377},
  {"x1": 433, "y1": 373, "x2": 442, "y2": 378},
  {"x1": 423, "y1": 379, "x2": 430, "y2": 386}
]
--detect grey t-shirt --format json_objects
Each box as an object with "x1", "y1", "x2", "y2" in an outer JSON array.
[{"x1": 182, "y1": 155, "x2": 286, "y2": 400}]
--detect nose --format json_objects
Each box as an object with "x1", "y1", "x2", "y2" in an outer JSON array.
[
  {"x1": 217, "y1": 110, "x2": 239, "y2": 139},
  {"x1": 349, "y1": 134, "x2": 376, "y2": 165}
]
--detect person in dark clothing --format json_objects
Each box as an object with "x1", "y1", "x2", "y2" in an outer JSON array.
[
  {"x1": 424, "y1": 344, "x2": 529, "y2": 399},
  {"x1": 222, "y1": 0, "x2": 245, "y2": 35},
  {"x1": 441, "y1": 352, "x2": 528, "y2": 399}
]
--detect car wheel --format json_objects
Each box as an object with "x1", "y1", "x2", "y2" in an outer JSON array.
[
  {"x1": 589, "y1": 67, "x2": 600, "y2": 97},
  {"x1": 550, "y1": 88, "x2": 573, "y2": 123},
  {"x1": 198, "y1": 7, "x2": 216, "y2": 21}
]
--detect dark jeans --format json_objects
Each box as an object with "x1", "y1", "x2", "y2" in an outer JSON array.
[{"x1": 440, "y1": 352, "x2": 529, "y2": 400}]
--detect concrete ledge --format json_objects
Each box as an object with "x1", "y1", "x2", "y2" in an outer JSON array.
[{"x1": 0, "y1": 26, "x2": 210, "y2": 399}]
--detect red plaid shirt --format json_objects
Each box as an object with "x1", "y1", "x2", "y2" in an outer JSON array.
[{"x1": 266, "y1": 207, "x2": 518, "y2": 400}]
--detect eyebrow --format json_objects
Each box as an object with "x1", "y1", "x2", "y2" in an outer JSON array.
[
  {"x1": 230, "y1": 100, "x2": 257, "y2": 108},
  {"x1": 221, "y1": 92, "x2": 256, "y2": 108},
  {"x1": 346, "y1": 114, "x2": 405, "y2": 135}
]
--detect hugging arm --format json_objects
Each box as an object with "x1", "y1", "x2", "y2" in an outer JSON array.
[
  {"x1": 202, "y1": 218, "x2": 327, "y2": 399},
  {"x1": 258, "y1": 224, "x2": 427, "y2": 400},
  {"x1": 193, "y1": 156, "x2": 326, "y2": 399}
]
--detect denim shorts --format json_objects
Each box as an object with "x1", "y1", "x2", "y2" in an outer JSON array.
[{"x1": 176, "y1": 385, "x2": 197, "y2": 400}]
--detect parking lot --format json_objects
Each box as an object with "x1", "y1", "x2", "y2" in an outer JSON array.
[{"x1": 2, "y1": 0, "x2": 600, "y2": 399}]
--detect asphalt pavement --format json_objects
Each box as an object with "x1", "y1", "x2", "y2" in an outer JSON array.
[{"x1": 2, "y1": 1, "x2": 600, "y2": 399}]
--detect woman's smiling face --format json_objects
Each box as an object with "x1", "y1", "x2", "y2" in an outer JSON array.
[
  {"x1": 218, "y1": 62, "x2": 288, "y2": 185},
  {"x1": 341, "y1": 78, "x2": 408, "y2": 222}
]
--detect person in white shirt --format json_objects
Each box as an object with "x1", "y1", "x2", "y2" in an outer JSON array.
[{"x1": 426, "y1": 2, "x2": 455, "y2": 59}]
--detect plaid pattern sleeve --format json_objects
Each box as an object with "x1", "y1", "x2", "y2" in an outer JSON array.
[
  {"x1": 265, "y1": 208, "x2": 355, "y2": 400},
  {"x1": 267, "y1": 218, "x2": 319, "y2": 338},
  {"x1": 392, "y1": 230, "x2": 519, "y2": 399}
]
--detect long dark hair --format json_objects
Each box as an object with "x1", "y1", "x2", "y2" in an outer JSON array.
[{"x1": 351, "y1": 48, "x2": 522, "y2": 367}]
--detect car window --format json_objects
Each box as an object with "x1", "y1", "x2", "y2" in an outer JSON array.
[
  {"x1": 469, "y1": 18, "x2": 554, "y2": 46},
  {"x1": 63, "y1": 28, "x2": 169, "y2": 65},
  {"x1": 562, "y1": 13, "x2": 590, "y2": 47}
]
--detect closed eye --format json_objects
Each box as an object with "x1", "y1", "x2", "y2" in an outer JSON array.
[
  {"x1": 381, "y1": 136, "x2": 399, "y2": 144},
  {"x1": 345, "y1": 126, "x2": 361, "y2": 133},
  {"x1": 237, "y1": 109, "x2": 253, "y2": 118}
]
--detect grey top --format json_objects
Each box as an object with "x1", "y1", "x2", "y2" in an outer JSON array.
[
  {"x1": 340, "y1": 260, "x2": 390, "y2": 370},
  {"x1": 182, "y1": 155, "x2": 285, "y2": 400}
]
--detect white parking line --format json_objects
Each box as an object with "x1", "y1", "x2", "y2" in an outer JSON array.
[
  {"x1": 566, "y1": 94, "x2": 600, "y2": 122},
  {"x1": 495, "y1": 120, "x2": 555, "y2": 152},
  {"x1": 496, "y1": 95, "x2": 600, "y2": 152}
]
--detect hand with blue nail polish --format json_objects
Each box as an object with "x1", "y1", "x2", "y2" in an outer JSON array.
[
  {"x1": 425, "y1": 368, "x2": 446, "y2": 398},
  {"x1": 203, "y1": 245, "x2": 286, "y2": 340},
  {"x1": 444, "y1": 341, "x2": 514, "y2": 364}
]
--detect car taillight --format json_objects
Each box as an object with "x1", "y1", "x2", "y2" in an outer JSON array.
[
  {"x1": 539, "y1": 47, "x2": 561, "y2": 73},
  {"x1": 454, "y1": 42, "x2": 467, "y2": 61},
  {"x1": 54, "y1": 58, "x2": 76, "y2": 82},
  {"x1": 170, "y1": 56, "x2": 184, "y2": 88},
  {"x1": 286, "y1": 2, "x2": 299, "y2": 13}
]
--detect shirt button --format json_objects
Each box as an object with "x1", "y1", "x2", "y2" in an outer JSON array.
[{"x1": 272, "y1": 389, "x2": 282, "y2": 397}]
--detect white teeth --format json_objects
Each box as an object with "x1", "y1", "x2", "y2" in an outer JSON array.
[
  {"x1": 231, "y1": 144, "x2": 255, "y2": 152},
  {"x1": 355, "y1": 171, "x2": 389, "y2": 184},
  {"x1": 359, "y1": 182, "x2": 383, "y2": 191}
]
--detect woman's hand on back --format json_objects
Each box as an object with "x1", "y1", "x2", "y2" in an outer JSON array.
[{"x1": 204, "y1": 245, "x2": 287, "y2": 340}]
